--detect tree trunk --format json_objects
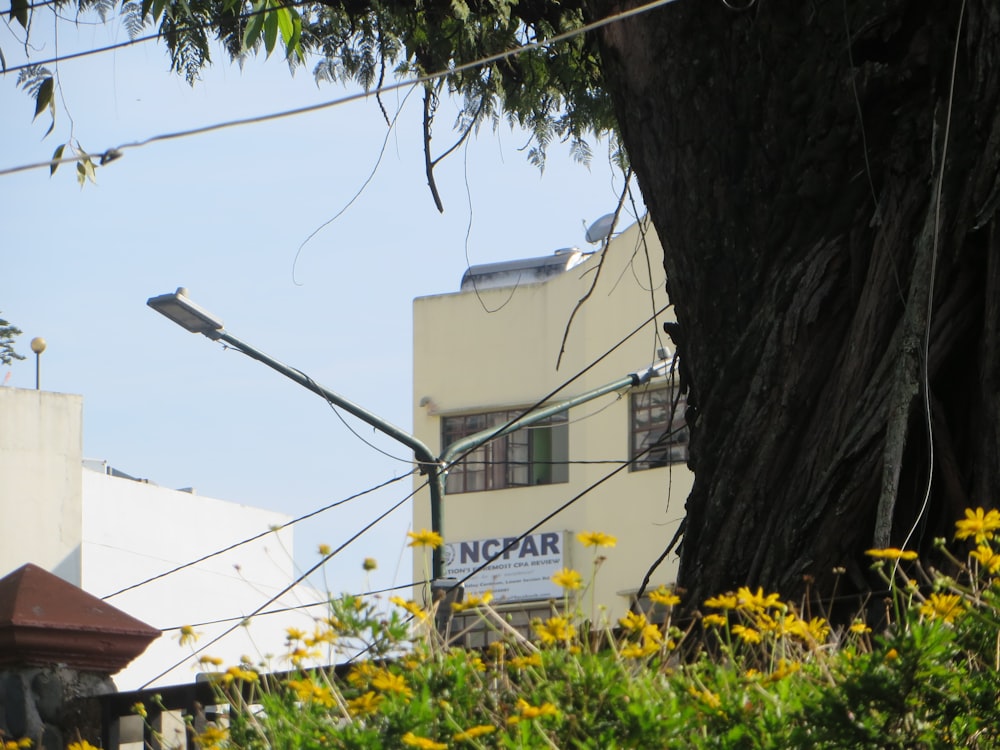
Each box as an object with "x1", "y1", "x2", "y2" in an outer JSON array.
[{"x1": 592, "y1": 0, "x2": 1000, "y2": 609}]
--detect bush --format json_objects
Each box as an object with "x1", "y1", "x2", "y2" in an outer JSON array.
[{"x1": 147, "y1": 514, "x2": 1000, "y2": 749}]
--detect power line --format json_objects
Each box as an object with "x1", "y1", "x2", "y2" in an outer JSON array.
[
  {"x1": 447, "y1": 428, "x2": 685, "y2": 596},
  {"x1": 104, "y1": 305, "x2": 665, "y2": 603},
  {"x1": 439, "y1": 305, "x2": 670, "y2": 478},
  {"x1": 102, "y1": 469, "x2": 415, "y2": 599},
  {"x1": 0, "y1": 0, "x2": 684, "y2": 178},
  {"x1": 137, "y1": 476, "x2": 426, "y2": 688},
  {"x1": 157, "y1": 579, "x2": 426, "y2": 631}
]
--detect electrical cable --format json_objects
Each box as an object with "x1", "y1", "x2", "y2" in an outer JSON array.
[
  {"x1": 137, "y1": 476, "x2": 427, "y2": 688},
  {"x1": 443, "y1": 428, "x2": 683, "y2": 595},
  {"x1": 439, "y1": 304, "x2": 670, "y2": 479},
  {"x1": 0, "y1": 0, "x2": 685, "y2": 177},
  {"x1": 157, "y1": 579, "x2": 426, "y2": 631},
  {"x1": 105, "y1": 305, "x2": 664, "y2": 603},
  {"x1": 102, "y1": 469, "x2": 415, "y2": 599}
]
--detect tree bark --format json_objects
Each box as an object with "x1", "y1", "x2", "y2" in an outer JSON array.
[{"x1": 591, "y1": 0, "x2": 1000, "y2": 609}]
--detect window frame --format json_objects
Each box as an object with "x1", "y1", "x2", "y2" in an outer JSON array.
[
  {"x1": 441, "y1": 409, "x2": 569, "y2": 494},
  {"x1": 629, "y1": 385, "x2": 689, "y2": 471}
]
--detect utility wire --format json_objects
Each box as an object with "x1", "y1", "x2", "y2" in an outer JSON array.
[
  {"x1": 102, "y1": 469, "x2": 415, "y2": 599},
  {"x1": 105, "y1": 307, "x2": 664, "y2": 602},
  {"x1": 439, "y1": 305, "x2": 670, "y2": 479},
  {"x1": 158, "y1": 579, "x2": 426, "y2": 631},
  {"x1": 0, "y1": 0, "x2": 684, "y2": 178},
  {"x1": 444, "y1": 428, "x2": 684, "y2": 595},
  {"x1": 138, "y1": 476, "x2": 427, "y2": 688}
]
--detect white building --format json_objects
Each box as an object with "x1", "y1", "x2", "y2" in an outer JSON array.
[{"x1": 0, "y1": 386, "x2": 325, "y2": 689}]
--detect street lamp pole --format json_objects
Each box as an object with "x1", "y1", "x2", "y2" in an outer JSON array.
[{"x1": 146, "y1": 287, "x2": 447, "y2": 575}]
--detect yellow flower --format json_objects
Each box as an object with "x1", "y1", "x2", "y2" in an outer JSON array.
[
  {"x1": 577, "y1": 531, "x2": 617, "y2": 548},
  {"x1": 177, "y1": 625, "x2": 200, "y2": 646},
  {"x1": 687, "y1": 686, "x2": 721, "y2": 710},
  {"x1": 533, "y1": 616, "x2": 577, "y2": 645},
  {"x1": 919, "y1": 592, "x2": 965, "y2": 624},
  {"x1": 515, "y1": 699, "x2": 559, "y2": 719},
  {"x1": 849, "y1": 620, "x2": 871, "y2": 634},
  {"x1": 453, "y1": 725, "x2": 497, "y2": 742},
  {"x1": 347, "y1": 661, "x2": 378, "y2": 686},
  {"x1": 288, "y1": 645, "x2": 321, "y2": 666},
  {"x1": 769, "y1": 659, "x2": 801, "y2": 681},
  {"x1": 736, "y1": 586, "x2": 782, "y2": 613},
  {"x1": 407, "y1": 529, "x2": 444, "y2": 548},
  {"x1": 971, "y1": 544, "x2": 1000, "y2": 574},
  {"x1": 509, "y1": 653, "x2": 542, "y2": 669},
  {"x1": 955, "y1": 507, "x2": 1000, "y2": 543},
  {"x1": 131, "y1": 701, "x2": 147, "y2": 719},
  {"x1": 391, "y1": 596, "x2": 429, "y2": 621},
  {"x1": 620, "y1": 643, "x2": 657, "y2": 659},
  {"x1": 731, "y1": 624, "x2": 762, "y2": 644},
  {"x1": 285, "y1": 627, "x2": 306, "y2": 642},
  {"x1": 641, "y1": 623, "x2": 664, "y2": 645},
  {"x1": 865, "y1": 548, "x2": 918, "y2": 561},
  {"x1": 885, "y1": 648, "x2": 899, "y2": 661},
  {"x1": 703, "y1": 593, "x2": 737, "y2": 610},
  {"x1": 372, "y1": 671, "x2": 413, "y2": 698},
  {"x1": 648, "y1": 586, "x2": 681, "y2": 607},
  {"x1": 702, "y1": 613, "x2": 728, "y2": 627},
  {"x1": 220, "y1": 666, "x2": 259, "y2": 684},
  {"x1": 452, "y1": 591, "x2": 493, "y2": 612},
  {"x1": 197, "y1": 655, "x2": 224, "y2": 667},
  {"x1": 287, "y1": 678, "x2": 337, "y2": 708},
  {"x1": 195, "y1": 725, "x2": 229, "y2": 750},
  {"x1": 317, "y1": 543, "x2": 332, "y2": 556},
  {"x1": 618, "y1": 611, "x2": 648, "y2": 632},
  {"x1": 363, "y1": 557, "x2": 378, "y2": 571},
  {"x1": 551, "y1": 568, "x2": 583, "y2": 590},
  {"x1": 305, "y1": 627, "x2": 336, "y2": 647},
  {"x1": 346, "y1": 691, "x2": 382, "y2": 716},
  {"x1": 401, "y1": 732, "x2": 446, "y2": 750}
]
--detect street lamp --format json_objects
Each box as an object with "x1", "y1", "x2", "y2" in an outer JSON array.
[{"x1": 147, "y1": 287, "x2": 450, "y2": 582}]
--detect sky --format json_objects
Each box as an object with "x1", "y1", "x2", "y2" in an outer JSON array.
[{"x1": 0, "y1": 11, "x2": 643, "y2": 624}]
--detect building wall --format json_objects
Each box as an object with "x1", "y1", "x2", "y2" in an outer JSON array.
[
  {"x1": 81, "y1": 468, "x2": 323, "y2": 690},
  {"x1": 0, "y1": 388, "x2": 83, "y2": 584},
  {"x1": 412, "y1": 220, "x2": 691, "y2": 625}
]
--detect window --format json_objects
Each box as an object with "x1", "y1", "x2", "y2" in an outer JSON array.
[
  {"x1": 630, "y1": 387, "x2": 688, "y2": 470},
  {"x1": 441, "y1": 410, "x2": 569, "y2": 493}
]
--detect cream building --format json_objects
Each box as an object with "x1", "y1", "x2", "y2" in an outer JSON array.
[{"x1": 412, "y1": 219, "x2": 692, "y2": 640}]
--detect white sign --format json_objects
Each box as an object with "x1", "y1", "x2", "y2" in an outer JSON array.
[{"x1": 444, "y1": 531, "x2": 567, "y2": 603}]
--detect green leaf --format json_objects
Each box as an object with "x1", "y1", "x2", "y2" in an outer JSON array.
[
  {"x1": 275, "y1": 6, "x2": 295, "y2": 55},
  {"x1": 76, "y1": 156, "x2": 97, "y2": 187},
  {"x1": 242, "y1": 0, "x2": 266, "y2": 50},
  {"x1": 50, "y1": 143, "x2": 65, "y2": 176},
  {"x1": 9, "y1": 0, "x2": 28, "y2": 29},
  {"x1": 33, "y1": 76, "x2": 53, "y2": 121},
  {"x1": 263, "y1": 8, "x2": 278, "y2": 57}
]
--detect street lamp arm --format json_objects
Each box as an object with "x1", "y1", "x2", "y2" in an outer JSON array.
[
  {"x1": 215, "y1": 330, "x2": 439, "y2": 470},
  {"x1": 439, "y1": 355, "x2": 675, "y2": 467}
]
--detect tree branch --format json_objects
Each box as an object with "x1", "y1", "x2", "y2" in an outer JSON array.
[{"x1": 423, "y1": 85, "x2": 445, "y2": 213}]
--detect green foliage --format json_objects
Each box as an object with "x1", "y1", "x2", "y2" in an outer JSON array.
[
  {"x1": 16, "y1": 0, "x2": 618, "y2": 173},
  {"x1": 17, "y1": 65, "x2": 55, "y2": 137},
  {"x1": 0, "y1": 313, "x2": 24, "y2": 367},
  {"x1": 161, "y1": 510, "x2": 1000, "y2": 749}
]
